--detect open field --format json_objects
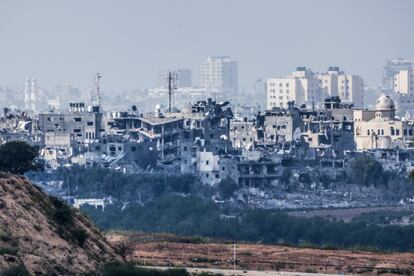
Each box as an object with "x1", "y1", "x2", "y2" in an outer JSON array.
[
  {"x1": 144, "y1": 266, "x2": 338, "y2": 276},
  {"x1": 107, "y1": 232, "x2": 414, "y2": 275}
]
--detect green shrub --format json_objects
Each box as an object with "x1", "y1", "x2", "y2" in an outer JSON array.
[
  {"x1": 1, "y1": 265, "x2": 30, "y2": 276},
  {"x1": 0, "y1": 247, "x2": 18, "y2": 255},
  {"x1": 102, "y1": 262, "x2": 190, "y2": 276},
  {"x1": 49, "y1": 197, "x2": 73, "y2": 225},
  {"x1": 0, "y1": 230, "x2": 12, "y2": 242},
  {"x1": 70, "y1": 227, "x2": 88, "y2": 247}
]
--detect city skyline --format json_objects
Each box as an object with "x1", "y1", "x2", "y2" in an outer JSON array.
[{"x1": 1, "y1": 0, "x2": 413, "y2": 92}]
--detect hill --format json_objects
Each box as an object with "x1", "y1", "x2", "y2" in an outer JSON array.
[{"x1": 0, "y1": 173, "x2": 119, "y2": 275}]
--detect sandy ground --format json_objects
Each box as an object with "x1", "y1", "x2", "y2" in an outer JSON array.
[
  {"x1": 108, "y1": 233, "x2": 414, "y2": 275},
  {"x1": 144, "y1": 266, "x2": 338, "y2": 276}
]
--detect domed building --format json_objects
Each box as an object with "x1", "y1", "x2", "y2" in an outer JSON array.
[
  {"x1": 374, "y1": 95, "x2": 396, "y2": 118},
  {"x1": 354, "y1": 95, "x2": 414, "y2": 150}
]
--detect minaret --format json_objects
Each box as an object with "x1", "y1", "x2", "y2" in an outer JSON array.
[
  {"x1": 24, "y1": 77, "x2": 31, "y2": 110},
  {"x1": 30, "y1": 77, "x2": 38, "y2": 113}
]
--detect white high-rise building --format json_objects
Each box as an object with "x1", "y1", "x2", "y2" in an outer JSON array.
[
  {"x1": 317, "y1": 67, "x2": 364, "y2": 108},
  {"x1": 200, "y1": 56, "x2": 238, "y2": 96},
  {"x1": 30, "y1": 78, "x2": 39, "y2": 113},
  {"x1": 24, "y1": 78, "x2": 31, "y2": 110},
  {"x1": 383, "y1": 58, "x2": 413, "y2": 89},
  {"x1": 394, "y1": 69, "x2": 414, "y2": 95},
  {"x1": 392, "y1": 69, "x2": 414, "y2": 115},
  {"x1": 339, "y1": 74, "x2": 364, "y2": 108},
  {"x1": 267, "y1": 67, "x2": 321, "y2": 110},
  {"x1": 157, "y1": 69, "x2": 192, "y2": 88}
]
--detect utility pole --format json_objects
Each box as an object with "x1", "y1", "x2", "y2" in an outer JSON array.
[
  {"x1": 66, "y1": 175, "x2": 70, "y2": 205},
  {"x1": 233, "y1": 243, "x2": 236, "y2": 271}
]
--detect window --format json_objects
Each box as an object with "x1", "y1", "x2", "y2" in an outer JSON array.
[
  {"x1": 87, "y1": 121, "x2": 94, "y2": 126},
  {"x1": 206, "y1": 160, "x2": 209, "y2": 165},
  {"x1": 183, "y1": 146, "x2": 188, "y2": 151},
  {"x1": 131, "y1": 146, "x2": 136, "y2": 152},
  {"x1": 73, "y1": 129, "x2": 81, "y2": 133},
  {"x1": 396, "y1": 129, "x2": 400, "y2": 135},
  {"x1": 74, "y1": 117, "x2": 81, "y2": 122},
  {"x1": 404, "y1": 129, "x2": 408, "y2": 136},
  {"x1": 409, "y1": 129, "x2": 413, "y2": 136},
  {"x1": 390, "y1": 127, "x2": 395, "y2": 135}
]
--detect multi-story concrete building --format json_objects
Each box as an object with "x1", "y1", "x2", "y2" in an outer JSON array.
[
  {"x1": 394, "y1": 69, "x2": 414, "y2": 95},
  {"x1": 383, "y1": 58, "x2": 413, "y2": 90},
  {"x1": 259, "y1": 108, "x2": 303, "y2": 143},
  {"x1": 37, "y1": 102, "x2": 104, "y2": 146},
  {"x1": 201, "y1": 56, "x2": 238, "y2": 97},
  {"x1": 392, "y1": 69, "x2": 414, "y2": 115},
  {"x1": 229, "y1": 119, "x2": 257, "y2": 150},
  {"x1": 317, "y1": 67, "x2": 364, "y2": 108},
  {"x1": 267, "y1": 67, "x2": 322, "y2": 110}
]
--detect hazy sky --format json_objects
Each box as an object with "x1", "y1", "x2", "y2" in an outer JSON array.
[{"x1": 0, "y1": 0, "x2": 413, "y2": 93}]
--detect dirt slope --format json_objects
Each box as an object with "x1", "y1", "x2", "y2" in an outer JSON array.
[{"x1": 0, "y1": 173, "x2": 119, "y2": 275}]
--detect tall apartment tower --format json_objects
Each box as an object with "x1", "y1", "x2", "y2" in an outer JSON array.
[
  {"x1": 317, "y1": 67, "x2": 364, "y2": 108},
  {"x1": 23, "y1": 77, "x2": 39, "y2": 112},
  {"x1": 394, "y1": 69, "x2": 414, "y2": 95},
  {"x1": 267, "y1": 67, "x2": 321, "y2": 110},
  {"x1": 383, "y1": 58, "x2": 413, "y2": 89},
  {"x1": 200, "y1": 56, "x2": 238, "y2": 96},
  {"x1": 157, "y1": 69, "x2": 192, "y2": 88}
]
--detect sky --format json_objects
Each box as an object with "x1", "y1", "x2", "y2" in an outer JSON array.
[{"x1": 0, "y1": 0, "x2": 413, "y2": 94}]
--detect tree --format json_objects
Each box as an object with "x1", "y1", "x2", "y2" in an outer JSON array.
[
  {"x1": 409, "y1": 170, "x2": 414, "y2": 181},
  {"x1": 217, "y1": 177, "x2": 238, "y2": 199},
  {"x1": 279, "y1": 168, "x2": 292, "y2": 185},
  {"x1": 0, "y1": 141, "x2": 40, "y2": 174},
  {"x1": 349, "y1": 156, "x2": 387, "y2": 187}
]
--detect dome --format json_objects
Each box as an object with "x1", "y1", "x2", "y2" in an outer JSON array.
[{"x1": 375, "y1": 95, "x2": 395, "y2": 111}]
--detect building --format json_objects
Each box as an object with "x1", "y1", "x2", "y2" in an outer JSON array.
[
  {"x1": 354, "y1": 95, "x2": 414, "y2": 151},
  {"x1": 267, "y1": 67, "x2": 322, "y2": 110},
  {"x1": 229, "y1": 119, "x2": 257, "y2": 150},
  {"x1": 383, "y1": 58, "x2": 413, "y2": 90},
  {"x1": 258, "y1": 108, "x2": 303, "y2": 143},
  {"x1": 394, "y1": 69, "x2": 414, "y2": 95},
  {"x1": 37, "y1": 102, "x2": 104, "y2": 146},
  {"x1": 317, "y1": 67, "x2": 364, "y2": 108},
  {"x1": 201, "y1": 56, "x2": 238, "y2": 97},
  {"x1": 252, "y1": 78, "x2": 266, "y2": 108},
  {"x1": 157, "y1": 69, "x2": 192, "y2": 88}
]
